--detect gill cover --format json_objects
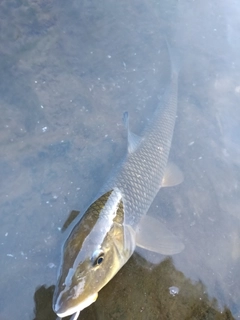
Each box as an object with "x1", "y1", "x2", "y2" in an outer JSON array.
[{"x1": 53, "y1": 189, "x2": 135, "y2": 317}]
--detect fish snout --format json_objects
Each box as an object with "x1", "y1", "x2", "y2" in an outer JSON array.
[{"x1": 52, "y1": 293, "x2": 67, "y2": 316}]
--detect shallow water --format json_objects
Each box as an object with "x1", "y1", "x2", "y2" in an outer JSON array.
[{"x1": 0, "y1": 0, "x2": 240, "y2": 319}]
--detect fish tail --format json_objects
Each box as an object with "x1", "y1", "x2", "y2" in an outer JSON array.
[{"x1": 165, "y1": 38, "x2": 180, "y2": 76}]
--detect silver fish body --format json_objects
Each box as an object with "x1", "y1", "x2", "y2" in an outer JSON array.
[
  {"x1": 101, "y1": 68, "x2": 179, "y2": 228},
  {"x1": 53, "y1": 48, "x2": 183, "y2": 319}
]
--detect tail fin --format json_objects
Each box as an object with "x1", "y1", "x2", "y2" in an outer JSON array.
[{"x1": 165, "y1": 38, "x2": 180, "y2": 75}]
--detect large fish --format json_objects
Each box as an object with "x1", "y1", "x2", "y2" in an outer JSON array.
[{"x1": 53, "y1": 45, "x2": 184, "y2": 320}]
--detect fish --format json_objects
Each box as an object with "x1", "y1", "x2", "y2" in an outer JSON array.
[{"x1": 52, "y1": 44, "x2": 184, "y2": 320}]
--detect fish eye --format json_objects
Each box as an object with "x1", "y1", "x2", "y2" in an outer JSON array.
[
  {"x1": 96, "y1": 255, "x2": 104, "y2": 265},
  {"x1": 92, "y1": 249, "x2": 105, "y2": 266}
]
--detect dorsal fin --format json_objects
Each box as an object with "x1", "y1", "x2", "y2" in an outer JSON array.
[{"x1": 122, "y1": 111, "x2": 142, "y2": 153}]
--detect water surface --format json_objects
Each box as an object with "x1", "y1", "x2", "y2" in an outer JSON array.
[{"x1": 0, "y1": 0, "x2": 240, "y2": 319}]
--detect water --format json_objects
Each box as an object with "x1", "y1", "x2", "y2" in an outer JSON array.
[{"x1": 0, "y1": 0, "x2": 240, "y2": 319}]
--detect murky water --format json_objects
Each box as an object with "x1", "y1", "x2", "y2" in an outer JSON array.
[{"x1": 0, "y1": 0, "x2": 240, "y2": 319}]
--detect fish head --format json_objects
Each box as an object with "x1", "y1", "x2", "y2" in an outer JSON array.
[{"x1": 53, "y1": 189, "x2": 135, "y2": 318}]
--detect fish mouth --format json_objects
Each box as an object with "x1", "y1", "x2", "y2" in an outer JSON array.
[{"x1": 54, "y1": 293, "x2": 98, "y2": 318}]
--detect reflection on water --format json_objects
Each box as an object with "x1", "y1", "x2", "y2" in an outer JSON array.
[{"x1": 0, "y1": 0, "x2": 240, "y2": 319}]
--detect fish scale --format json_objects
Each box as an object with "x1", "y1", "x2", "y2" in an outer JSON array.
[{"x1": 101, "y1": 70, "x2": 179, "y2": 228}]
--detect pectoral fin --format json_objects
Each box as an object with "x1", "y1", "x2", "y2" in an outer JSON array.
[
  {"x1": 162, "y1": 162, "x2": 184, "y2": 187},
  {"x1": 70, "y1": 310, "x2": 81, "y2": 320},
  {"x1": 61, "y1": 210, "x2": 80, "y2": 232},
  {"x1": 135, "y1": 215, "x2": 184, "y2": 255}
]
